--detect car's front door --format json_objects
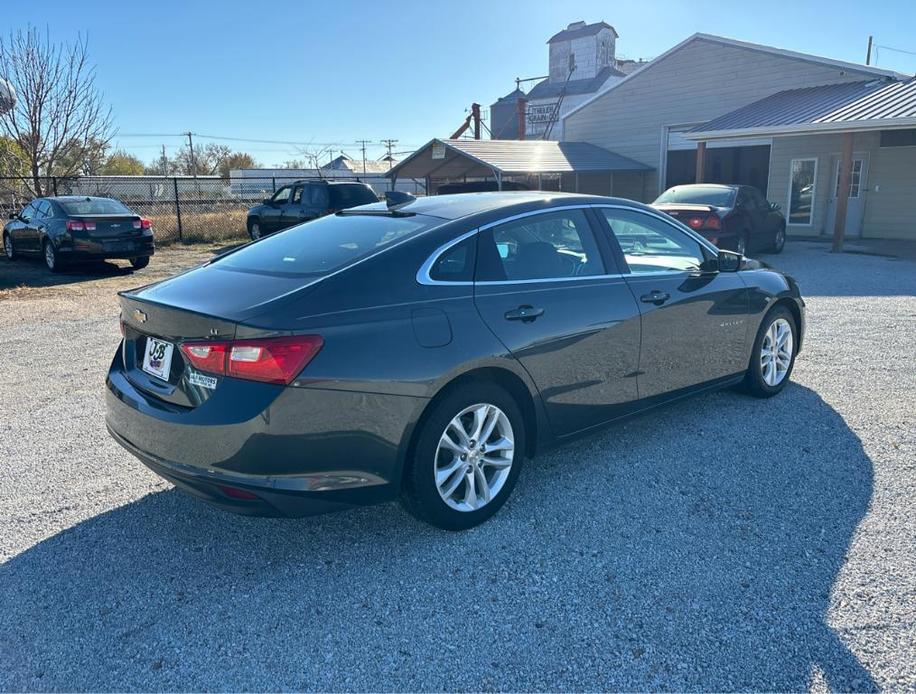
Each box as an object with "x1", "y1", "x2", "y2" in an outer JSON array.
[
  {"x1": 262, "y1": 185, "x2": 292, "y2": 233},
  {"x1": 596, "y1": 207, "x2": 749, "y2": 399},
  {"x1": 14, "y1": 202, "x2": 40, "y2": 252},
  {"x1": 280, "y1": 184, "x2": 307, "y2": 229},
  {"x1": 472, "y1": 207, "x2": 642, "y2": 436}
]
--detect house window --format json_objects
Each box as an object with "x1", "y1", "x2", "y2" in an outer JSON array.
[{"x1": 788, "y1": 158, "x2": 817, "y2": 226}]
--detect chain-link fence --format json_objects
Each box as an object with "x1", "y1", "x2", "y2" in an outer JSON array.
[{"x1": 0, "y1": 174, "x2": 423, "y2": 244}]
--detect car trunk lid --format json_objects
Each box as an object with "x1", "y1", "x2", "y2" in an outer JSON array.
[
  {"x1": 653, "y1": 204, "x2": 721, "y2": 232},
  {"x1": 71, "y1": 214, "x2": 143, "y2": 238}
]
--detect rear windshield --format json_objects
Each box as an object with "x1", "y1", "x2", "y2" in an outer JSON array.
[
  {"x1": 654, "y1": 186, "x2": 736, "y2": 207},
  {"x1": 329, "y1": 184, "x2": 378, "y2": 208},
  {"x1": 218, "y1": 212, "x2": 441, "y2": 277},
  {"x1": 59, "y1": 198, "x2": 133, "y2": 215}
]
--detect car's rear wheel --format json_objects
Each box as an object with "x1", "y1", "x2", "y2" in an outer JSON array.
[
  {"x1": 742, "y1": 306, "x2": 797, "y2": 398},
  {"x1": 401, "y1": 382, "x2": 525, "y2": 530},
  {"x1": 43, "y1": 240, "x2": 63, "y2": 273},
  {"x1": 130, "y1": 256, "x2": 150, "y2": 270},
  {"x1": 3, "y1": 232, "x2": 14, "y2": 260},
  {"x1": 771, "y1": 225, "x2": 786, "y2": 254},
  {"x1": 736, "y1": 230, "x2": 749, "y2": 256},
  {"x1": 248, "y1": 220, "x2": 262, "y2": 241}
]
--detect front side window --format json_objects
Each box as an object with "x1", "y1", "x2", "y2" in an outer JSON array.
[
  {"x1": 218, "y1": 211, "x2": 441, "y2": 277},
  {"x1": 19, "y1": 202, "x2": 37, "y2": 221},
  {"x1": 788, "y1": 158, "x2": 817, "y2": 226},
  {"x1": 600, "y1": 209, "x2": 705, "y2": 274},
  {"x1": 476, "y1": 209, "x2": 604, "y2": 282},
  {"x1": 271, "y1": 186, "x2": 292, "y2": 204}
]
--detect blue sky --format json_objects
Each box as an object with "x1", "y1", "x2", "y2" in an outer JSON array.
[{"x1": 6, "y1": 0, "x2": 916, "y2": 166}]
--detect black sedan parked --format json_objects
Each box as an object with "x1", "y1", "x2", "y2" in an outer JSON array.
[
  {"x1": 4, "y1": 196, "x2": 154, "y2": 272},
  {"x1": 246, "y1": 180, "x2": 378, "y2": 240},
  {"x1": 107, "y1": 192, "x2": 805, "y2": 530},
  {"x1": 652, "y1": 184, "x2": 786, "y2": 256}
]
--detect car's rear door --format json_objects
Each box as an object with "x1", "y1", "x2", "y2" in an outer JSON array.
[
  {"x1": 472, "y1": 207, "x2": 641, "y2": 436},
  {"x1": 595, "y1": 206, "x2": 749, "y2": 399}
]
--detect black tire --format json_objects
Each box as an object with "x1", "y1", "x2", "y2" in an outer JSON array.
[
  {"x1": 742, "y1": 306, "x2": 797, "y2": 398},
  {"x1": 771, "y1": 225, "x2": 786, "y2": 254},
  {"x1": 3, "y1": 232, "x2": 15, "y2": 260},
  {"x1": 248, "y1": 219, "x2": 262, "y2": 241},
  {"x1": 401, "y1": 381, "x2": 526, "y2": 531},
  {"x1": 43, "y1": 240, "x2": 63, "y2": 273},
  {"x1": 736, "y1": 229, "x2": 750, "y2": 256},
  {"x1": 130, "y1": 256, "x2": 150, "y2": 270}
]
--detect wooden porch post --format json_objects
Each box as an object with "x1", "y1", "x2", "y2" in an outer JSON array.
[
  {"x1": 695, "y1": 141, "x2": 707, "y2": 183},
  {"x1": 832, "y1": 132, "x2": 854, "y2": 253}
]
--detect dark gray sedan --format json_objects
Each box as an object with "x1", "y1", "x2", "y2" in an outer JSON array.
[{"x1": 106, "y1": 192, "x2": 805, "y2": 530}]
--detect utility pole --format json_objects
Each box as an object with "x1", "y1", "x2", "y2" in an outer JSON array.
[
  {"x1": 380, "y1": 138, "x2": 398, "y2": 169},
  {"x1": 355, "y1": 139, "x2": 371, "y2": 174},
  {"x1": 160, "y1": 145, "x2": 169, "y2": 174},
  {"x1": 866, "y1": 35, "x2": 874, "y2": 65},
  {"x1": 185, "y1": 131, "x2": 196, "y2": 178}
]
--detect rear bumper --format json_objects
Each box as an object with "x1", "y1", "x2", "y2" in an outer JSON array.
[
  {"x1": 105, "y1": 351, "x2": 425, "y2": 517},
  {"x1": 61, "y1": 236, "x2": 155, "y2": 260}
]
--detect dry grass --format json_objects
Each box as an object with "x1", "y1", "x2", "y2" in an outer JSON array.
[{"x1": 146, "y1": 208, "x2": 249, "y2": 245}]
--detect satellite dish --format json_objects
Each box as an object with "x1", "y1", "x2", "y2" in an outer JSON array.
[{"x1": 0, "y1": 78, "x2": 16, "y2": 115}]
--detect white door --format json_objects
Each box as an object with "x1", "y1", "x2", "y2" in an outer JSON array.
[{"x1": 825, "y1": 155, "x2": 868, "y2": 237}]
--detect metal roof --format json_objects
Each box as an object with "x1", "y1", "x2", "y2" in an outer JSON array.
[
  {"x1": 526, "y1": 66, "x2": 626, "y2": 100},
  {"x1": 386, "y1": 139, "x2": 652, "y2": 180},
  {"x1": 548, "y1": 22, "x2": 617, "y2": 43},
  {"x1": 688, "y1": 78, "x2": 916, "y2": 139}
]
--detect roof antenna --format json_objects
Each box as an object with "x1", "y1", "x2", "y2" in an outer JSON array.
[{"x1": 385, "y1": 190, "x2": 416, "y2": 210}]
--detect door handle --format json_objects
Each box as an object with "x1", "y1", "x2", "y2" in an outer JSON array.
[
  {"x1": 640, "y1": 291, "x2": 670, "y2": 305},
  {"x1": 504, "y1": 305, "x2": 544, "y2": 322}
]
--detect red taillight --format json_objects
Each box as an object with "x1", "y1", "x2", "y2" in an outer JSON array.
[
  {"x1": 702, "y1": 216, "x2": 721, "y2": 230},
  {"x1": 66, "y1": 220, "x2": 84, "y2": 231},
  {"x1": 181, "y1": 342, "x2": 229, "y2": 374},
  {"x1": 84, "y1": 221, "x2": 96, "y2": 231},
  {"x1": 180, "y1": 335, "x2": 323, "y2": 385},
  {"x1": 133, "y1": 218, "x2": 152, "y2": 230}
]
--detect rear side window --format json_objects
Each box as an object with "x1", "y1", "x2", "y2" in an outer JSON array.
[
  {"x1": 429, "y1": 236, "x2": 475, "y2": 282},
  {"x1": 219, "y1": 212, "x2": 441, "y2": 277},
  {"x1": 329, "y1": 184, "x2": 378, "y2": 209},
  {"x1": 476, "y1": 209, "x2": 604, "y2": 282},
  {"x1": 60, "y1": 198, "x2": 132, "y2": 215}
]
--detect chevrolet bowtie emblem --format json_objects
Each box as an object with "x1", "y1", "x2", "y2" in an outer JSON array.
[{"x1": 132, "y1": 309, "x2": 147, "y2": 323}]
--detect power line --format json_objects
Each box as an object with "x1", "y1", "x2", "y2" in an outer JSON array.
[
  {"x1": 116, "y1": 131, "x2": 422, "y2": 149},
  {"x1": 354, "y1": 139, "x2": 372, "y2": 174},
  {"x1": 380, "y1": 138, "x2": 398, "y2": 169}
]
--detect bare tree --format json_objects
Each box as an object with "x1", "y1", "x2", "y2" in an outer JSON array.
[
  {"x1": 297, "y1": 145, "x2": 334, "y2": 177},
  {"x1": 0, "y1": 27, "x2": 113, "y2": 196}
]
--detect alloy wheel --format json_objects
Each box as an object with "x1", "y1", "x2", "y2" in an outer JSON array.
[
  {"x1": 737, "y1": 234, "x2": 747, "y2": 256},
  {"x1": 250, "y1": 223, "x2": 261, "y2": 240},
  {"x1": 760, "y1": 318, "x2": 793, "y2": 386},
  {"x1": 44, "y1": 242, "x2": 55, "y2": 270},
  {"x1": 435, "y1": 403, "x2": 514, "y2": 512},
  {"x1": 775, "y1": 229, "x2": 786, "y2": 251}
]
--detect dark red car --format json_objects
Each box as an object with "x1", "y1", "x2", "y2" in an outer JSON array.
[{"x1": 652, "y1": 184, "x2": 786, "y2": 255}]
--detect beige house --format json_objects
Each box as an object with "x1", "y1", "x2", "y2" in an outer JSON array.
[{"x1": 562, "y1": 33, "x2": 915, "y2": 241}]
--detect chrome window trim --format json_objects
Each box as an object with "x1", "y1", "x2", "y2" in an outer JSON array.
[{"x1": 415, "y1": 203, "x2": 719, "y2": 287}]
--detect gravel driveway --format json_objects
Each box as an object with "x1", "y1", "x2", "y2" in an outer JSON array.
[{"x1": 1, "y1": 241, "x2": 914, "y2": 691}]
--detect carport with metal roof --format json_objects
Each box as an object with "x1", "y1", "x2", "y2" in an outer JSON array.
[
  {"x1": 386, "y1": 138, "x2": 653, "y2": 196},
  {"x1": 685, "y1": 77, "x2": 916, "y2": 249}
]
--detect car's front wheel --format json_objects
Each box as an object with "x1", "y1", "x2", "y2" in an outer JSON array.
[
  {"x1": 401, "y1": 382, "x2": 525, "y2": 530},
  {"x1": 771, "y1": 225, "x2": 786, "y2": 253},
  {"x1": 248, "y1": 220, "x2": 262, "y2": 241},
  {"x1": 3, "y1": 232, "x2": 14, "y2": 260},
  {"x1": 130, "y1": 256, "x2": 150, "y2": 270},
  {"x1": 743, "y1": 306, "x2": 797, "y2": 397}
]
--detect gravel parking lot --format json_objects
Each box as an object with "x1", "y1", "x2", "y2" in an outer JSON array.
[{"x1": 1, "y1": 241, "x2": 914, "y2": 691}]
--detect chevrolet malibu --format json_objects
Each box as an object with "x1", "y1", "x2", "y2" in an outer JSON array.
[{"x1": 106, "y1": 192, "x2": 805, "y2": 530}]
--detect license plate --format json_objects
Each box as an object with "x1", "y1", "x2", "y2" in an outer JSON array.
[
  {"x1": 105, "y1": 240, "x2": 133, "y2": 252},
  {"x1": 142, "y1": 337, "x2": 174, "y2": 381}
]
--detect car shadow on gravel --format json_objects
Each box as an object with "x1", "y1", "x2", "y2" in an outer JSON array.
[
  {"x1": 0, "y1": 385, "x2": 876, "y2": 691},
  {"x1": 0, "y1": 256, "x2": 134, "y2": 291}
]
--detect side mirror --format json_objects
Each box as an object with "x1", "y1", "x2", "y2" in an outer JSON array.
[
  {"x1": 718, "y1": 249, "x2": 742, "y2": 272},
  {"x1": 262, "y1": 198, "x2": 274, "y2": 205},
  {"x1": 8, "y1": 212, "x2": 15, "y2": 220},
  {"x1": 769, "y1": 201, "x2": 780, "y2": 211}
]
